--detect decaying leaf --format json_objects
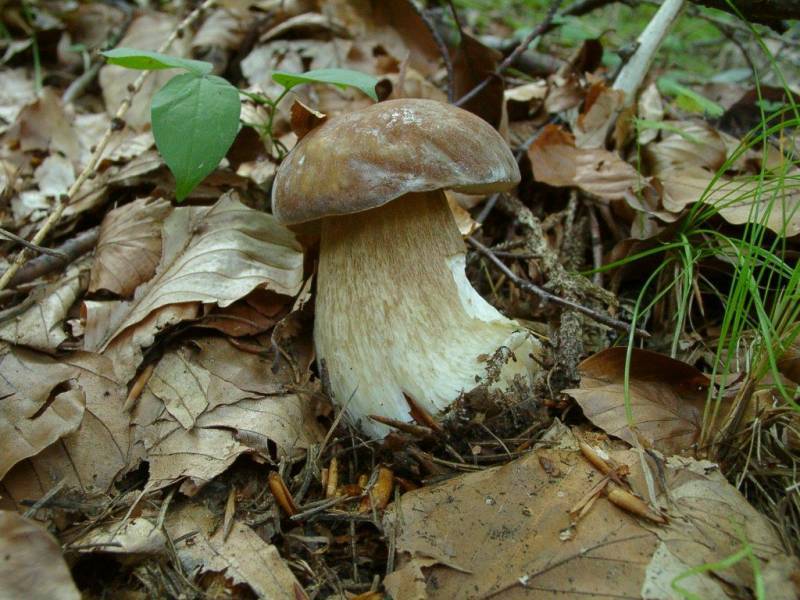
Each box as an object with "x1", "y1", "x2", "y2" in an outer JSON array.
[
  {"x1": 0, "y1": 345, "x2": 84, "y2": 479},
  {"x1": 0, "y1": 511, "x2": 80, "y2": 600},
  {"x1": 89, "y1": 197, "x2": 172, "y2": 297},
  {"x1": 1, "y1": 351, "x2": 132, "y2": 507},
  {"x1": 13, "y1": 87, "x2": 80, "y2": 160},
  {"x1": 566, "y1": 347, "x2": 708, "y2": 455},
  {"x1": 84, "y1": 192, "x2": 304, "y2": 354},
  {"x1": 166, "y1": 502, "x2": 304, "y2": 598},
  {"x1": 132, "y1": 337, "x2": 322, "y2": 493},
  {"x1": 72, "y1": 517, "x2": 167, "y2": 557},
  {"x1": 0, "y1": 260, "x2": 89, "y2": 352},
  {"x1": 645, "y1": 120, "x2": 729, "y2": 175},
  {"x1": 529, "y1": 124, "x2": 646, "y2": 200},
  {"x1": 384, "y1": 425, "x2": 787, "y2": 599},
  {"x1": 659, "y1": 164, "x2": 800, "y2": 237}
]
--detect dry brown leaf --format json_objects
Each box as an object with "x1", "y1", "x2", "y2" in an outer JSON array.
[
  {"x1": 12, "y1": 87, "x2": 79, "y2": 160},
  {"x1": 73, "y1": 517, "x2": 167, "y2": 556},
  {"x1": 192, "y1": 6, "x2": 248, "y2": 49},
  {"x1": 0, "y1": 345, "x2": 84, "y2": 479},
  {"x1": 0, "y1": 260, "x2": 88, "y2": 352},
  {"x1": 384, "y1": 425, "x2": 786, "y2": 599},
  {"x1": 1, "y1": 351, "x2": 132, "y2": 507},
  {"x1": 573, "y1": 82, "x2": 625, "y2": 149},
  {"x1": 637, "y1": 82, "x2": 664, "y2": 145},
  {"x1": 132, "y1": 337, "x2": 322, "y2": 493},
  {"x1": 660, "y1": 164, "x2": 800, "y2": 236},
  {"x1": 0, "y1": 511, "x2": 80, "y2": 600},
  {"x1": 529, "y1": 124, "x2": 646, "y2": 200},
  {"x1": 84, "y1": 192, "x2": 304, "y2": 354},
  {"x1": 452, "y1": 31, "x2": 504, "y2": 130},
  {"x1": 166, "y1": 503, "x2": 303, "y2": 599},
  {"x1": 645, "y1": 120, "x2": 728, "y2": 175},
  {"x1": 89, "y1": 197, "x2": 172, "y2": 297},
  {"x1": 323, "y1": 0, "x2": 441, "y2": 77},
  {"x1": 0, "y1": 68, "x2": 37, "y2": 130},
  {"x1": 98, "y1": 13, "x2": 191, "y2": 130},
  {"x1": 33, "y1": 155, "x2": 75, "y2": 198},
  {"x1": 565, "y1": 347, "x2": 708, "y2": 455}
]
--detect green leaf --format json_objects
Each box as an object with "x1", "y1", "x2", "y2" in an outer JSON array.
[
  {"x1": 151, "y1": 72, "x2": 241, "y2": 201},
  {"x1": 271, "y1": 68, "x2": 379, "y2": 101},
  {"x1": 102, "y1": 48, "x2": 213, "y2": 75},
  {"x1": 657, "y1": 77, "x2": 724, "y2": 118}
]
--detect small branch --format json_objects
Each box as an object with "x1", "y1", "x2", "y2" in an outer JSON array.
[
  {"x1": 0, "y1": 228, "x2": 68, "y2": 259},
  {"x1": 9, "y1": 226, "x2": 99, "y2": 287},
  {"x1": 454, "y1": 0, "x2": 564, "y2": 108},
  {"x1": 0, "y1": 0, "x2": 216, "y2": 292},
  {"x1": 467, "y1": 236, "x2": 649, "y2": 338}
]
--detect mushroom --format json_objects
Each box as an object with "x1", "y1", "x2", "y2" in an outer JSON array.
[{"x1": 272, "y1": 98, "x2": 541, "y2": 438}]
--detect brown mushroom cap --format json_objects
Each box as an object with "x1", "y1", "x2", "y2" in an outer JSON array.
[{"x1": 272, "y1": 99, "x2": 520, "y2": 225}]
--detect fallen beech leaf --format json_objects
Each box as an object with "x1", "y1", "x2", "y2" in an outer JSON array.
[
  {"x1": 132, "y1": 337, "x2": 322, "y2": 493},
  {"x1": 0, "y1": 512, "x2": 80, "y2": 600},
  {"x1": 659, "y1": 164, "x2": 800, "y2": 237},
  {"x1": 84, "y1": 192, "x2": 304, "y2": 353},
  {"x1": 14, "y1": 87, "x2": 80, "y2": 159},
  {"x1": 452, "y1": 31, "x2": 504, "y2": 129},
  {"x1": 0, "y1": 260, "x2": 89, "y2": 352},
  {"x1": 645, "y1": 120, "x2": 728, "y2": 175},
  {"x1": 529, "y1": 124, "x2": 645, "y2": 200},
  {"x1": 0, "y1": 68, "x2": 37, "y2": 129},
  {"x1": 166, "y1": 503, "x2": 303, "y2": 598},
  {"x1": 34, "y1": 154, "x2": 75, "y2": 198},
  {"x1": 384, "y1": 425, "x2": 785, "y2": 599},
  {"x1": 90, "y1": 197, "x2": 172, "y2": 297},
  {"x1": 192, "y1": 5, "x2": 247, "y2": 50},
  {"x1": 0, "y1": 345, "x2": 84, "y2": 479},
  {"x1": 573, "y1": 82, "x2": 624, "y2": 149},
  {"x1": 637, "y1": 83, "x2": 664, "y2": 145},
  {"x1": 565, "y1": 347, "x2": 708, "y2": 455},
  {"x1": 73, "y1": 517, "x2": 166, "y2": 556}
]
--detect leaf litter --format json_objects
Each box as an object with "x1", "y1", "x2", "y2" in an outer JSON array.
[{"x1": 0, "y1": 0, "x2": 798, "y2": 598}]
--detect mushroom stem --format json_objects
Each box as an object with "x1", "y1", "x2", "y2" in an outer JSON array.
[{"x1": 316, "y1": 190, "x2": 539, "y2": 438}]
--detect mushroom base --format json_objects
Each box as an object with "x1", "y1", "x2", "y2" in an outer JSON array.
[{"x1": 316, "y1": 190, "x2": 540, "y2": 438}]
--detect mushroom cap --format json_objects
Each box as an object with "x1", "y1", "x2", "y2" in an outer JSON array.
[{"x1": 272, "y1": 98, "x2": 520, "y2": 225}]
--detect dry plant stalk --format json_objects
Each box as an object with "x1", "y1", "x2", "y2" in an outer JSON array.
[{"x1": 268, "y1": 472, "x2": 298, "y2": 516}]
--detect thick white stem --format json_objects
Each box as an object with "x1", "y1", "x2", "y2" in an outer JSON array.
[{"x1": 315, "y1": 190, "x2": 539, "y2": 438}]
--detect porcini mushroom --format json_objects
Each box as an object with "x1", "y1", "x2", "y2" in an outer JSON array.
[{"x1": 272, "y1": 98, "x2": 541, "y2": 438}]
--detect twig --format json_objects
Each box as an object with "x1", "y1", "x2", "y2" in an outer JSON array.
[
  {"x1": 468, "y1": 236, "x2": 649, "y2": 338},
  {"x1": 0, "y1": 0, "x2": 216, "y2": 292},
  {"x1": 454, "y1": 0, "x2": 564, "y2": 108},
  {"x1": 0, "y1": 227, "x2": 68, "y2": 259},
  {"x1": 23, "y1": 478, "x2": 67, "y2": 518},
  {"x1": 8, "y1": 226, "x2": 100, "y2": 287}
]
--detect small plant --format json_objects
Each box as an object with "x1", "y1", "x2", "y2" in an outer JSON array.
[{"x1": 102, "y1": 48, "x2": 379, "y2": 201}]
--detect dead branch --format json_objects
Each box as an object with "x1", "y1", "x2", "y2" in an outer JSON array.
[{"x1": 467, "y1": 236, "x2": 649, "y2": 338}]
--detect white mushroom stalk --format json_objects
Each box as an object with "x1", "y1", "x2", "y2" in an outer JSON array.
[
  {"x1": 316, "y1": 191, "x2": 537, "y2": 438},
  {"x1": 271, "y1": 98, "x2": 543, "y2": 438}
]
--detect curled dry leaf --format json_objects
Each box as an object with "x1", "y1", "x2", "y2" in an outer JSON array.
[
  {"x1": 384, "y1": 425, "x2": 786, "y2": 599},
  {"x1": 0, "y1": 68, "x2": 37, "y2": 129},
  {"x1": 0, "y1": 511, "x2": 80, "y2": 600},
  {"x1": 529, "y1": 124, "x2": 646, "y2": 201},
  {"x1": 573, "y1": 82, "x2": 625, "y2": 149},
  {"x1": 0, "y1": 345, "x2": 84, "y2": 479},
  {"x1": 72, "y1": 517, "x2": 166, "y2": 557},
  {"x1": 637, "y1": 82, "x2": 664, "y2": 145},
  {"x1": 13, "y1": 87, "x2": 80, "y2": 159},
  {"x1": 166, "y1": 502, "x2": 304, "y2": 599},
  {"x1": 89, "y1": 197, "x2": 172, "y2": 297},
  {"x1": 566, "y1": 347, "x2": 708, "y2": 455},
  {"x1": 84, "y1": 192, "x2": 304, "y2": 354},
  {"x1": 0, "y1": 260, "x2": 89, "y2": 352}
]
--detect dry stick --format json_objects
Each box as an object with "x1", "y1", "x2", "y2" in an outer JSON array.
[
  {"x1": 0, "y1": 0, "x2": 217, "y2": 293},
  {"x1": 467, "y1": 236, "x2": 649, "y2": 338},
  {"x1": 0, "y1": 227, "x2": 68, "y2": 259},
  {"x1": 454, "y1": 0, "x2": 564, "y2": 108},
  {"x1": 9, "y1": 225, "x2": 99, "y2": 287}
]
